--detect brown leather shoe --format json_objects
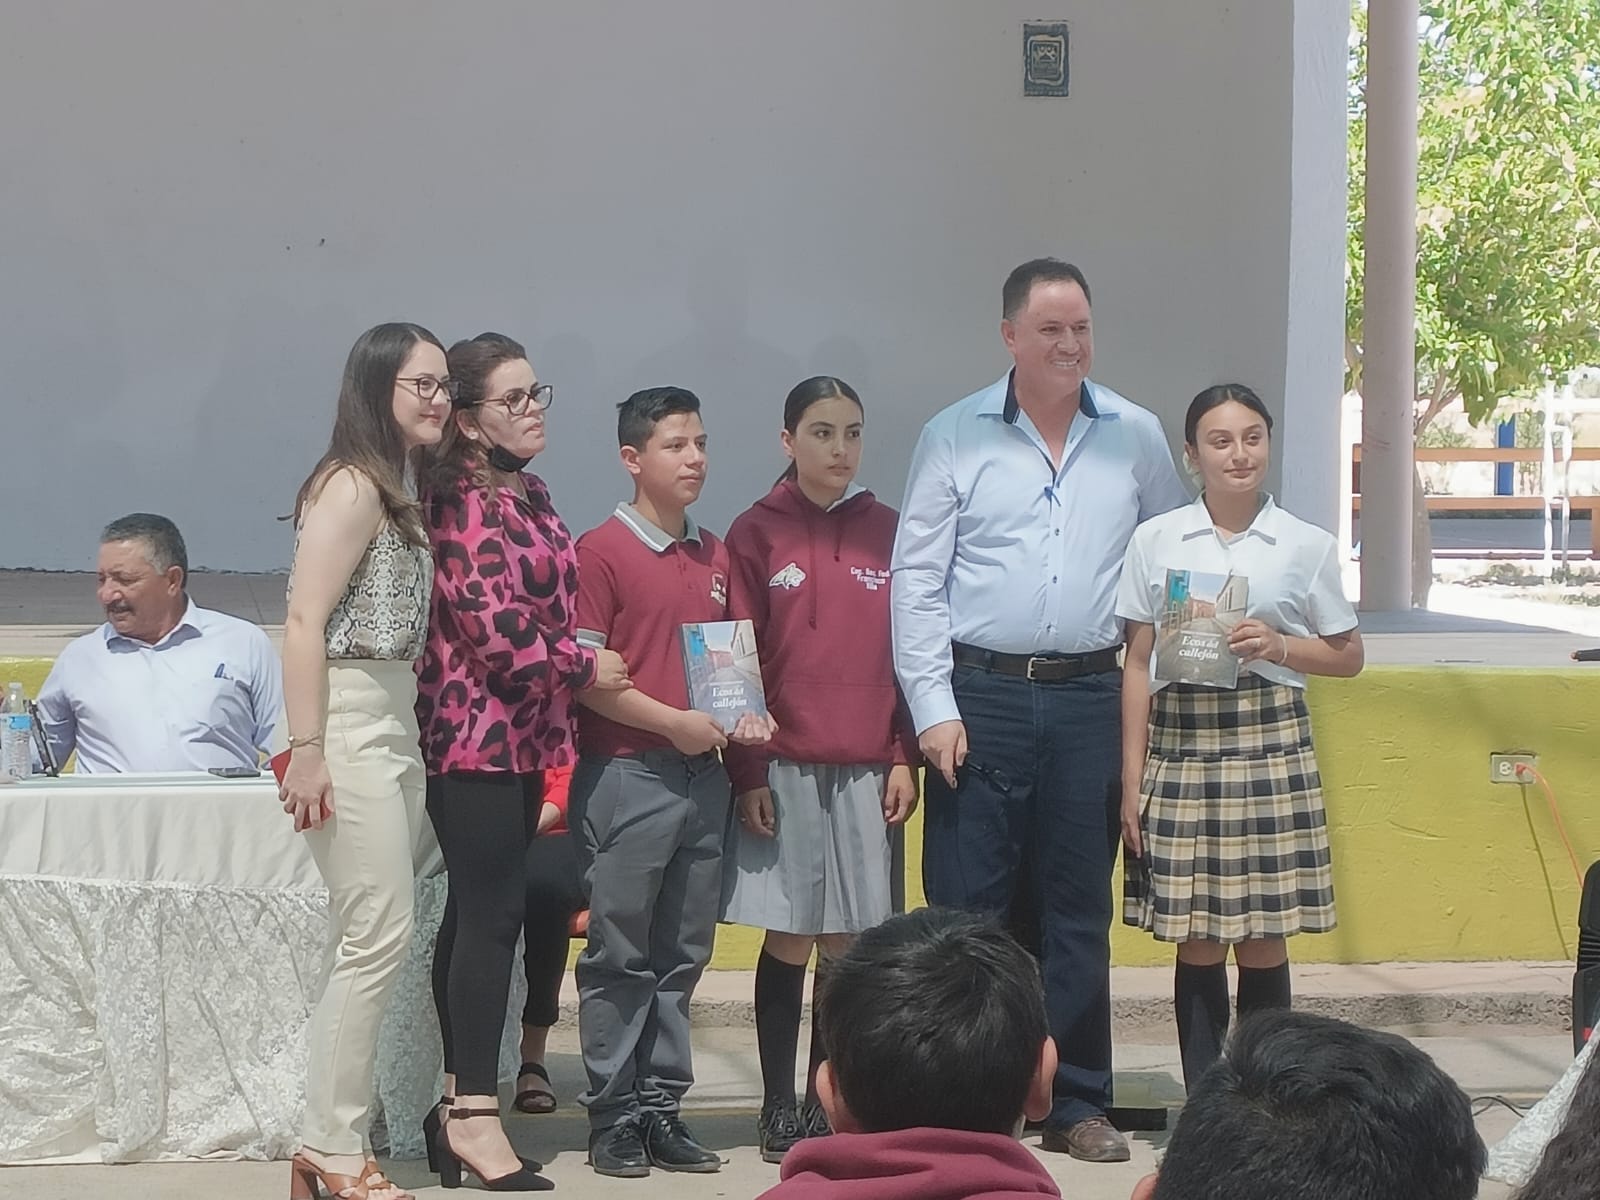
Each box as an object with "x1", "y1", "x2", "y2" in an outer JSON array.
[{"x1": 1039, "y1": 1115, "x2": 1131, "y2": 1163}]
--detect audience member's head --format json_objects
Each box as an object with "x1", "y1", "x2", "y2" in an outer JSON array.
[
  {"x1": 1514, "y1": 1039, "x2": 1600, "y2": 1200},
  {"x1": 815, "y1": 907, "x2": 1056, "y2": 1137},
  {"x1": 1134, "y1": 1010, "x2": 1484, "y2": 1200},
  {"x1": 97, "y1": 513, "x2": 189, "y2": 644}
]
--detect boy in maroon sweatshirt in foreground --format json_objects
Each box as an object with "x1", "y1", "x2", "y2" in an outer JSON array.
[{"x1": 759, "y1": 907, "x2": 1062, "y2": 1200}]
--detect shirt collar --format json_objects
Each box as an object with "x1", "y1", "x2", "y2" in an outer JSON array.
[
  {"x1": 988, "y1": 370, "x2": 1103, "y2": 423},
  {"x1": 826, "y1": 483, "x2": 867, "y2": 511},
  {"x1": 103, "y1": 598, "x2": 205, "y2": 648},
  {"x1": 1179, "y1": 492, "x2": 1281, "y2": 545},
  {"x1": 615, "y1": 502, "x2": 702, "y2": 552}
]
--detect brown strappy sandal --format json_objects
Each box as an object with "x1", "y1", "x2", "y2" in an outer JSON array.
[
  {"x1": 288, "y1": 1153, "x2": 369, "y2": 1200},
  {"x1": 361, "y1": 1159, "x2": 413, "y2": 1200}
]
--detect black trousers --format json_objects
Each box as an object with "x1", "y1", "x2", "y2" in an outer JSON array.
[
  {"x1": 427, "y1": 772, "x2": 540, "y2": 1096},
  {"x1": 521, "y1": 827, "x2": 585, "y2": 1029}
]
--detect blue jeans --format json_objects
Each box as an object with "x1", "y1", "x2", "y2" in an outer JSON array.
[{"x1": 922, "y1": 663, "x2": 1121, "y2": 1128}]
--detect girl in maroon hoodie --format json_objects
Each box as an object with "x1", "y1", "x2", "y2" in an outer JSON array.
[{"x1": 721, "y1": 375, "x2": 920, "y2": 1164}]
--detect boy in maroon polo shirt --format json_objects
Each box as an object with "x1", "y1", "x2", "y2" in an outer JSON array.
[{"x1": 572, "y1": 386, "x2": 773, "y2": 1178}]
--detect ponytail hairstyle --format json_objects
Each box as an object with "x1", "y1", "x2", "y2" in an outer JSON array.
[
  {"x1": 777, "y1": 375, "x2": 864, "y2": 487},
  {"x1": 293, "y1": 322, "x2": 445, "y2": 544},
  {"x1": 1183, "y1": 383, "x2": 1274, "y2": 447}
]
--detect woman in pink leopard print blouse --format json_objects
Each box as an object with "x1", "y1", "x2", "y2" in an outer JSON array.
[{"x1": 415, "y1": 331, "x2": 630, "y2": 1189}]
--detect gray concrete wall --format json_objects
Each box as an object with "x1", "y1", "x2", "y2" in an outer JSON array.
[{"x1": 0, "y1": 0, "x2": 1342, "y2": 570}]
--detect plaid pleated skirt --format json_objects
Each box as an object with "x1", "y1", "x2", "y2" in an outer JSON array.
[{"x1": 1123, "y1": 674, "x2": 1336, "y2": 944}]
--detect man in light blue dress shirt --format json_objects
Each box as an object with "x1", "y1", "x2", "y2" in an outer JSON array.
[
  {"x1": 34, "y1": 513, "x2": 282, "y2": 774},
  {"x1": 891, "y1": 260, "x2": 1187, "y2": 1162}
]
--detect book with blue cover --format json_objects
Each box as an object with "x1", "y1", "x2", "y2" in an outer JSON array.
[
  {"x1": 680, "y1": 619, "x2": 769, "y2": 732},
  {"x1": 1153, "y1": 569, "x2": 1249, "y2": 687}
]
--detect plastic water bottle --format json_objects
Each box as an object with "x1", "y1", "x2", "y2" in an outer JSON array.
[{"x1": 1, "y1": 682, "x2": 31, "y2": 782}]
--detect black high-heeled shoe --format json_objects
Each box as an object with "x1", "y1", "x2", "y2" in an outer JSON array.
[
  {"x1": 422, "y1": 1094, "x2": 453, "y2": 1173},
  {"x1": 434, "y1": 1106, "x2": 553, "y2": 1192},
  {"x1": 425, "y1": 1098, "x2": 544, "y2": 1178}
]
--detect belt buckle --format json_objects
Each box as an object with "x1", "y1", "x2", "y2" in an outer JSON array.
[{"x1": 1025, "y1": 655, "x2": 1050, "y2": 681}]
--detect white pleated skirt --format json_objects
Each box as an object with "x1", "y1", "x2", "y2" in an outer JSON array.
[{"x1": 720, "y1": 759, "x2": 893, "y2": 935}]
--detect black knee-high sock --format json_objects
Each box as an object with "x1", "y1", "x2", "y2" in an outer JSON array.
[
  {"x1": 804, "y1": 958, "x2": 832, "y2": 1105},
  {"x1": 1174, "y1": 960, "x2": 1231, "y2": 1090},
  {"x1": 1236, "y1": 961, "x2": 1292, "y2": 1017},
  {"x1": 755, "y1": 950, "x2": 807, "y2": 1107}
]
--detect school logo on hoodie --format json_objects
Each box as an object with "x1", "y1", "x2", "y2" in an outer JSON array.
[
  {"x1": 769, "y1": 562, "x2": 807, "y2": 590},
  {"x1": 851, "y1": 566, "x2": 890, "y2": 592}
]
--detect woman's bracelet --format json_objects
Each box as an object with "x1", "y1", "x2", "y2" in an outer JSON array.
[
  {"x1": 287, "y1": 733, "x2": 324, "y2": 751},
  {"x1": 1276, "y1": 638, "x2": 1291, "y2": 666}
]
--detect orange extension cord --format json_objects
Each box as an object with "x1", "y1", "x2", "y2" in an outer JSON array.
[{"x1": 1514, "y1": 762, "x2": 1587, "y2": 888}]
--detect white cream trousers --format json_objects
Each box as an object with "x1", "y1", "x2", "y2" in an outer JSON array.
[{"x1": 299, "y1": 660, "x2": 432, "y2": 1156}]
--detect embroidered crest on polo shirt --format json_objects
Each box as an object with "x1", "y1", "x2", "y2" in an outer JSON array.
[
  {"x1": 769, "y1": 562, "x2": 807, "y2": 590},
  {"x1": 851, "y1": 566, "x2": 890, "y2": 592},
  {"x1": 711, "y1": 572, "x2": 728, "y2": 606}
]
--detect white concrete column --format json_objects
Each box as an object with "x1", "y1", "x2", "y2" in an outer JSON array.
[
  {"x1": 1277, "y1": 0, "x2": 1351, "y2": 539},
  {"x1": 1359, "y1": 0, "x2": 1419, "y2": 610}
]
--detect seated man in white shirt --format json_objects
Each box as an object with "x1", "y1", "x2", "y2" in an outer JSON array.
[{"x1": 35, "y1": 513, "x2": 283, "y2": 774}]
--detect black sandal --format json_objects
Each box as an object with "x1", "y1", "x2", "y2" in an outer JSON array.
[{"x1": 513, "y1": 1062, "x2": 557, "y2": 1114}]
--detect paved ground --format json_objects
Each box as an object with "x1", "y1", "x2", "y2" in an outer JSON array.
[
  {"x1": 535, "y1": 960, "x2": 1577, "y2": 1035},
  {"x1": 0, "y1": 1023, "x2": 1564, "y2": 1199},
  {"x1": 1356, "y1": 513, "x2": 1595, "y2": 556},
  {"x1": 0, "y1": 569, "x2": 289, "y2": 627},
  {"x1": 0, "y1": 965, "x2": 1579, "y2": 1196}
]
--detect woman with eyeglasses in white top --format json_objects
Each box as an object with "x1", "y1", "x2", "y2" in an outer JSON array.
[{"x1": 280, "y1": 322, "x2": 451, "y2": 1200}]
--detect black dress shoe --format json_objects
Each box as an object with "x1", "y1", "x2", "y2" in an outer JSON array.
[
  {"x1": 640, "y1": 1110, "x2": 722, "y2": 1173},
  {"x1": 799, "y1": 1099, "x2": 832, "y2": 1139},
  {"x1": 758, "y1": 1099, "x2": 806, "y2": 1163},
  {"x1": 588, "y1": 1121, "x2": 651, "y2": 1178}
]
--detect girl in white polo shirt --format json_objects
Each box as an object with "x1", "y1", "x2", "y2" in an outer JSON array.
[{"x1": 1115, "y1": 383, "x2": 1364, "y2": 1089}]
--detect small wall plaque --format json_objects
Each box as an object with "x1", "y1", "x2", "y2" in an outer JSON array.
[{"x1": 1023, "y1": 22, "x2": 1070, "y2": 97}]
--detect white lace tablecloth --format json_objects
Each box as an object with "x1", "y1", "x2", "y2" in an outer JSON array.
[
  {"x1": 0, "y1": 773, "x2": 523, "y2": 1164},
  {"x1": 1485, "y1": 1024, "x2": 1599, "y2": 1185}
]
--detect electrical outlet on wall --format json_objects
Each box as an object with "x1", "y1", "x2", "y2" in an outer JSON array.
[{"x1": 1489, "y1": 753, "x2": 1538, "y2": 784}]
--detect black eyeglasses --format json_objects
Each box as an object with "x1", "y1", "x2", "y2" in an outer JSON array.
[
  {"x1": 476, "y1": 384, "x2": 554, "y2": 416},
  {"x1": 396, "y1": 375, "x2": 461, "y2": 402}
]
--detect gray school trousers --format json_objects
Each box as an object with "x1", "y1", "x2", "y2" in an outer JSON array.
[{"x1": 569, "y1": 749, "x2": 732, "y2": 1131}]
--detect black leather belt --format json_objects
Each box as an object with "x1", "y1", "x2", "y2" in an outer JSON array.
[{"x1": 951, "y1": 642, "x2": 1122, "y2": 682}]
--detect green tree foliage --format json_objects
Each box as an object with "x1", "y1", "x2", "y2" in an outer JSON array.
[{"x1": 1347, "y1": 0, "x2": 1600, "y2": 431}]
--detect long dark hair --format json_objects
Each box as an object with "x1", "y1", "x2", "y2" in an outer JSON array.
[
  {"x1": 1183, "y1": 382, "x2": 1274, "y2": 446},
  {"x1": 777, "y1": 375, "x2": 864, "y2": 486},
  {"x1": 424, "y1": 332, "x2": 528, "y2": 492},
  {"x1": 294, "y1": 322, "x2": 444, "y2": 543},
  {"x1": 1515, "y1": 1045, "x2": 1600, "y2": 1200}
]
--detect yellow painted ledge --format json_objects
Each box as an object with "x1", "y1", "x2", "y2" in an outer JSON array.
[
  {"x1": 6, "y1": 656, "x2": 1594, "y2": 968},
  {"x1": 0, "y1": 658, "x2": 51, "y2": 699}
]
